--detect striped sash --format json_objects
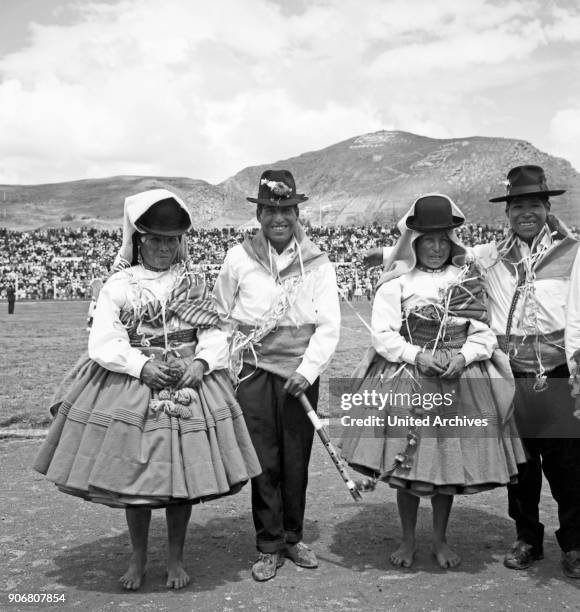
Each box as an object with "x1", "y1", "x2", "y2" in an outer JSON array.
[{"x1": 134, "y1": 274, "x2": 220, "y2": 329}]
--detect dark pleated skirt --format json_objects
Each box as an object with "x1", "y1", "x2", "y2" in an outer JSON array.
[
  {"x1": 339, "y1": 347, "x2": 526, "y2": 496},
  {"x1": 34, "y1": 355, "x2": 261, "y2": 508}
]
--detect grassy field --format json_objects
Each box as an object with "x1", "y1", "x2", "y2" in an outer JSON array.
[{"x1": 0, "y1": 299, "x2": 373, "y2": 428}]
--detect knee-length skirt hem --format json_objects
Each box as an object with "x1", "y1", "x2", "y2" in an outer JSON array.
[
  {"x1": 33, "y1": 357, "x2": 262, "y2": 508},
  {"x1": 339, "y1": 348, "x2": 526, "y2": 497}
]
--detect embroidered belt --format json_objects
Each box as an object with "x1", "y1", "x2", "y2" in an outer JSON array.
[
  {"x1": 137, "y1": 341, "x2": 198, "y2": 360},
  {"x1": 401, "y1": 321, "x2": 468, "y2": 349},
  {"x1": 129, "y1": 328, "x2": 196, "y2": 348}
]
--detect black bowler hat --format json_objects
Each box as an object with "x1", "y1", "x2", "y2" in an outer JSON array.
[
  {"x1": 489, "y1": 165, "x2": 565, "y2": 202},
  {"x1": 246, "y1": 169, "x2": 309, "y2": 207},
  {"x1": 135, "y1": 197, "x2": 191, "y2": 236},
  {"x1": 406, "y1": 195, "x2": 464, "y2": 231}
]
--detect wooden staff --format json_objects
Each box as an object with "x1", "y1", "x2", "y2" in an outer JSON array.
[{"x1": 298, "y1": 394, "x2": 362, "y2": 502}]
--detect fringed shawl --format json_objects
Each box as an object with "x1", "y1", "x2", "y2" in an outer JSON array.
[
  {"x1": 242, "y1": 223, "x2": 329, "y2": 279},
  {"x1": 120, "y1": 266, "x2": 220, "y2": 338}
]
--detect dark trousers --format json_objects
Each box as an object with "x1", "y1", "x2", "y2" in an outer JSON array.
[
  {"x1": 507, "y1": 365, "x2": 580, "y2": 552},
  {"x1": 8, "y1": 299, "x2": 14, "y2": 314},
  {"x1": 236, "y1": 366, "x2": 319, "y2": 553}
]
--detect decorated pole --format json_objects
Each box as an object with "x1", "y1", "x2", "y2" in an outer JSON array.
[{"x1": 297, "y1": 393, "x2": 362, "y2": 502}]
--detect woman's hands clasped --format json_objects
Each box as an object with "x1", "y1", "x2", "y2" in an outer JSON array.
[
  {"x1": 415, "y1": 351, "x2": 466, "y2": 378},
  {"x1": 140, "y1": 361, "x2": 178, "y2": 390},
  {"x1": 440, "y1": 354, "x2": 467, "y2": 379},
  {"x1": 174, "y1": 360, "x2": 206, "y2": 389},
  {"x1": 140, "y1": 357, "x2": 207, "y2": 390},
  {"x1": 415, "y1": 352, "x2": 445, "y2": 376}
]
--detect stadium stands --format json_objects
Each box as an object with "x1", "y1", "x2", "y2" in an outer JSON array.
[{"x1": 1, "y1": 223, "x2": 556, "y2": 301}]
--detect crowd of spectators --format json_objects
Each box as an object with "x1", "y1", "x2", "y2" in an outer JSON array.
[{"x1": 1, "y1": 222, "x2": 568, "y2": 302}]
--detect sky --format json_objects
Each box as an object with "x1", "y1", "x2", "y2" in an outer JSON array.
[{"x1": 1, "y1": 0, "x2": 579, "y2": 185}]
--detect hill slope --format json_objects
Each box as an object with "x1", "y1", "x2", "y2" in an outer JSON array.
[
  {"x1": 0, "y1": 176, "x2": 225, "y2": 230},
  {"x1": 1, "y1": 131, "x2": 578, "y2": 230}
]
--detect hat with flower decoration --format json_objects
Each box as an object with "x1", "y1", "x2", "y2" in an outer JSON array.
[{"x1": 247, "y1": 169, "x2": 309, "y2": 207}]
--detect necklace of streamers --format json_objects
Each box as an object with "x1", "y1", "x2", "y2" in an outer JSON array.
[
  {"x1": 123, "y1": 261, "x2": 202, "y2": 418},
  {"x1": 343, "y1": 262, "x2": 481, "y2": 483},
  {"x1": 228, "y1": 271, "x2": 308, "y2": 385},
  {"x1": 499, "y1": 230, "x2": 561, "y2": 392}
]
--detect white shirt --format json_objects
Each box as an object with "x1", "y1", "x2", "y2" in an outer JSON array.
[
  {"x1": 372, "y1": 266, "x2": 497, "y2": 365},
  {"x1": 212, "y1": 239, "x2": 341, "y2": 384},
  {"x1": 88, "y1": 265, "x2": 229, "y2": 378},
  {"x1": 565, "y1": 248, "x2": 580, "y2": 370},
  {"x1": 472, "y1": 236, "x2": 569, "y2": 339}
]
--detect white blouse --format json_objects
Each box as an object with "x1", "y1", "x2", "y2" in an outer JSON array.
[
  {"x1": 88, "y1": 265, "x2": 229, "y2": 378},
  {"x1": 372, "y1": 266, "x2": 497, "y2": 366}
]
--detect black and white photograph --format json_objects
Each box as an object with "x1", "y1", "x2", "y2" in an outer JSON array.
[{"x1": 2, "y1": 1, "x2": 580, "y2": 610}]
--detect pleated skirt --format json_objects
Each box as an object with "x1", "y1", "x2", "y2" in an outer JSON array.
[
  {"x1": 339, "y1": 347, "x2": 526, "y2": 496},
  {"x1": 33, "y1": 356, "x2": 262, "y2": 508}
]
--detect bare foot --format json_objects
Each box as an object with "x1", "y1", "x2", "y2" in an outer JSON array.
[
  {"x1": 120, "y1": 557, "x2": 146, "y2": 590},
  {"x1": 166, "y1": 561, "x2": 190, "y2": 589},
  {"x1": 390, "y1": 542, "x2": 416, "y2": 568},
  {"x1": 432, "y1": 542, "x2": 461, "y2": 569}
]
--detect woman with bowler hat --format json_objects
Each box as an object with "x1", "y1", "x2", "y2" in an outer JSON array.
[
  {"x1": 340, "y1": 194, "x2": 524, "y2": 570},
  {"x1": 34, "y1": 189, "x2": 260, "y2": 591}
]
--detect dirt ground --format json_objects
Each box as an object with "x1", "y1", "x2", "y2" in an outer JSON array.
[
  {"x1": 2, "y1": 301, "x2": 580, "y2": 611},
  {"x1": 1, "y1": 437, "x2": 579, "y2": 612}
]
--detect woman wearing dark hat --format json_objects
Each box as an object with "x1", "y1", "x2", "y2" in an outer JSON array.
[
  {"x1": 34, "y1": 189, "x2": 261, "y2": 591},
  {"x1": 340, "y1": 194, "x2": 524, "y2": 570}
]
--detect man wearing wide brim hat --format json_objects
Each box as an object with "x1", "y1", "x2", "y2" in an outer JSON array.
[
  {"x1": 486, "y1": 165, "x2": 580, "y2": 579},
  {"x1": 213, "y1": 169, "x2": 341, "y2": 582},
  {"x1": 367, "y1": 165, "x2": 580, "y2": 578}
]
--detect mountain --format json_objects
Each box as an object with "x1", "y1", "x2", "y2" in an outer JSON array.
[
  {"x1": 220, "y1": 131, "x2": 580, "y2": 227},
  {"x1": 1, "y1": 131, "x2": 579, "y2": 230}
]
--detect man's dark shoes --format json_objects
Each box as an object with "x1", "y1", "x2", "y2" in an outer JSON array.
[
  {"x1": 285, "y1": 542, "x2": 318, "y2": 568},
  {"x1": 251, "y1": 552, "x2": 285, "y2": 582},
  {"x1": 504, "y1": 541, "x2": 543, "y2": 570},
  {"x1": 562, "y1": 550, "x2": 580, "y2": 579}
]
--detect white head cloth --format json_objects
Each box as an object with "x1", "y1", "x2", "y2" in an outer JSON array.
[
  {"x1": 377, "y1": 193, "x2": 467, "y2": 287},
  {"x1": 112, "y1": 188, "x2": 193, "y2": 270}
]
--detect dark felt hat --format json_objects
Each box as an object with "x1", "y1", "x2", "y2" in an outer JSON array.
[
  {"x1": 247, "y1": 169, "x2": 309, "y2": 207},
  {"x1": 134, "y1": 197, "x2": 191, "y2": 236},
  {"x1": 406, "y1": 195, "x2": 464, "y2": 231},
  {"x1": 489, "y1": 165, "x2": 565, "y2": 203}
]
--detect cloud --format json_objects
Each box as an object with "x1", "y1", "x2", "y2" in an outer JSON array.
[
  {"x1": 549, "y1": 106, "x2": 580, "y2": 171},
  {"x1": 545, "y1": 5, "x2": 580, "y2": 43},
  {"x1": 0, "y1": 0, "x2": 578, "y2": 184},
  {"x1": 202, "y1": 89, "x2": 382, "y2": 171}
]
